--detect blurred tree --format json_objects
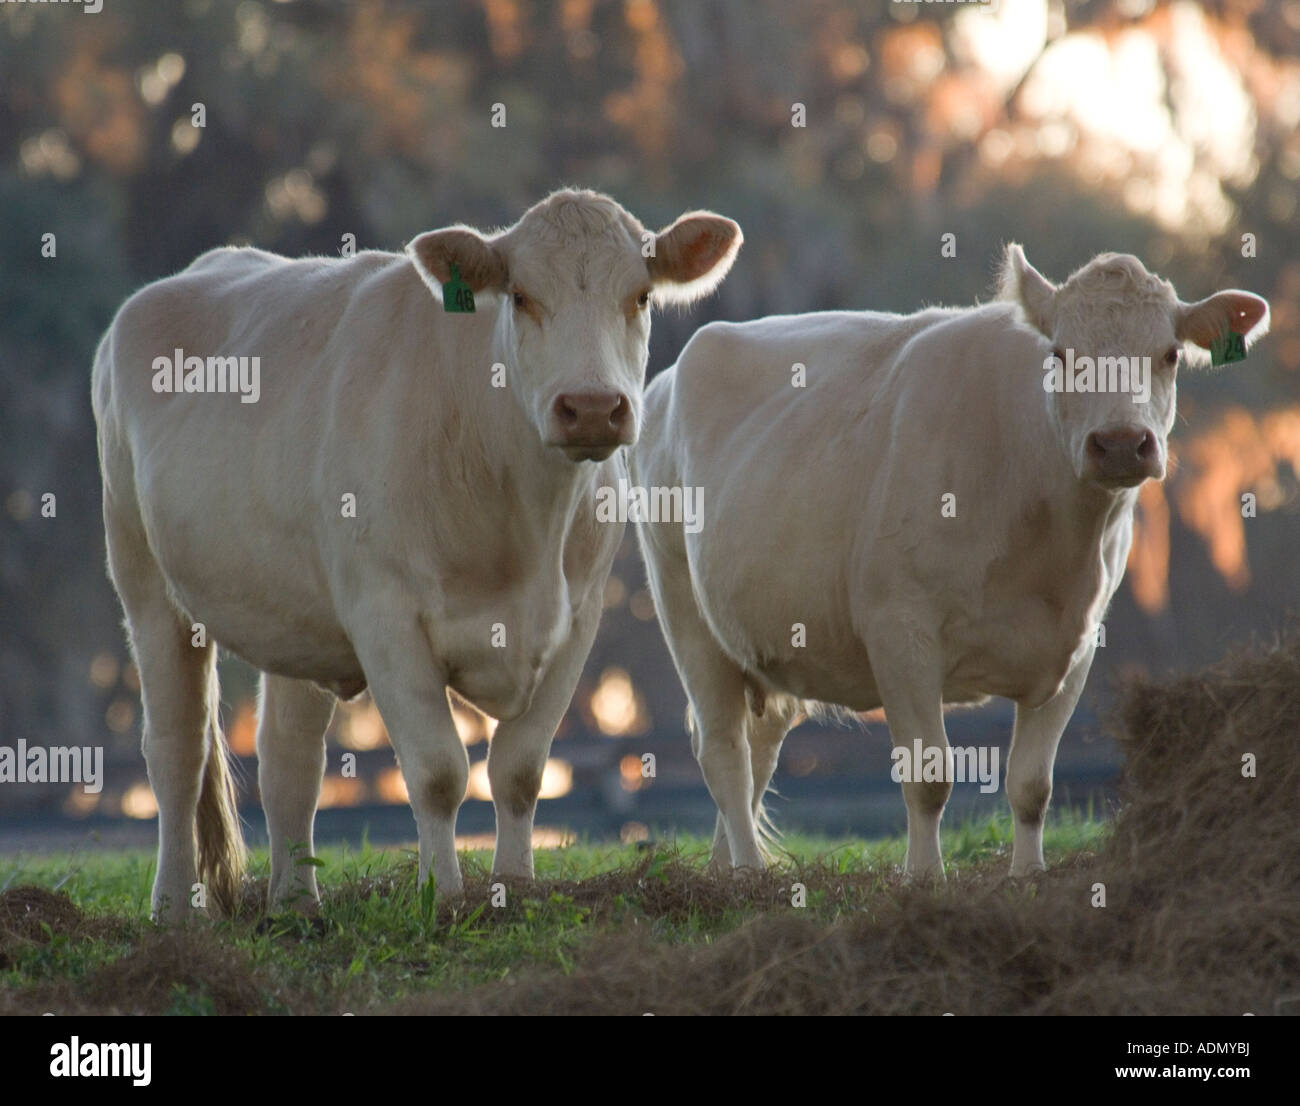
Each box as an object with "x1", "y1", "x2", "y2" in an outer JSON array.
[{"x1": 0, "y1": 0, "x2": 1297, "y2": 809}]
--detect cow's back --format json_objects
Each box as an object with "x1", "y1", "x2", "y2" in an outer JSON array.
[
  {"x1": 92, "y1": 246, "x2": 457, "y2": 679},
  {"x1": 99, "y1": 247, "x2": 403, "y2": 422}
]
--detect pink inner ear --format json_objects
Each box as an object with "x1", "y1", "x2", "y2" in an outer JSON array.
[
  {"x1": 1228, "y1": 296, "x2": 1265, "y2": 335},
  {"x1": 678, "y1": 236, "x2": 719, "y2": 281}
]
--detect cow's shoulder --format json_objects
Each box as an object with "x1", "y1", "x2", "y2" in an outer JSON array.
[
  {"x1": 183, "y1": 244, "x2": 285, "y2": 276},
  {"x1": 670, "y1": 312, "x2": 861, "y2": 401},
  {"x1": 134, "y1": 248, "x2": 408, "y2": 337},
  {"x1": 891, "y1": 300, "x2": 1040, "y2": 364},
  {"x1": 176, "y1": 245, "x2": 398, "y2": 291}
]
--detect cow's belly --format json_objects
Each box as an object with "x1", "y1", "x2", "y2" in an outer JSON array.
[
  {"x1": 748, "y1": 607, "x2": 1088, "y2": 715},
  {"x1": 695, "y1": 585, "x2": 883, "y2": 711},
  {"x1": 447, "y1": 662, "x2": 544, "y2": 723},
  {"x1": 701, "y1": 569, "x2": 1094, "y2": 715},
  {"x1": 942, "y1": 598, "x2": 1094, "y2": 708},
  {"x1": 129, "y1": 429, "x2": 363, "y2": 680},
  {"x1": 433, "y1": 600, "x2": 574, "y2": 721},
  {"x1": 750, "y1": 651, "x2": 882, "y2": 712},
  {"x1": 166, "y1": 569, "x2": 362, "y2": 686}
]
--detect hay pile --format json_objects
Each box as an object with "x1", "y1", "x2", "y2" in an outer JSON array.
[{"x1": 394, "y1": 632, "x2": 1300, "y2": 1015}]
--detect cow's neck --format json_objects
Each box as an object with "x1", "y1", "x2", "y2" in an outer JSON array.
[
  {"x1": 502, "y1": 430, "x2": 594, "y2": 544},
  {"x1": 1027, "y1": 391, "x2": 1141, "y2": 550},
  {"x1": 1044, "y1": 467, "x2": 1141, "y2": 634},
  {"x1": 1006, "y1": 397, "x2": 1142, "y2": 623}
]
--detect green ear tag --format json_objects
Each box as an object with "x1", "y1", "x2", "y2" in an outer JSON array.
[
  {"x1": 1210, "y1": 326, "x2": 1246, "y2": 367},
  {"x1": 442, "y1": 263, "x2": 475, "y2": 313}
]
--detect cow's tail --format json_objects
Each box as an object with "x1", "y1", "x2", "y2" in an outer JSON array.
[
  {"x1": 746, "y1": 691, "x2": 811, "y2": 862},
  {"x1": 196, "y1": 674, "x2": 246, "y2": 917},
  {"x1": 686, "y1": 688, "x2": 812, "y2": 863},
  {"x1": 751, "y1": 761, "x2": 783, "y2": 862}
]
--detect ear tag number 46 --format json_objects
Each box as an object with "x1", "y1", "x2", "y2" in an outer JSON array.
[
  {"x1": 442, "y1": 263, "x2": 475, "y2": 314},
  {"x1": 1210, "y1": 326, "x2": 1246, "y2": 367}
]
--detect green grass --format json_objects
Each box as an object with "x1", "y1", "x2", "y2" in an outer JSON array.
[{"x1": 0, "y1": 810, "x2": 1110, "y2": 1014}]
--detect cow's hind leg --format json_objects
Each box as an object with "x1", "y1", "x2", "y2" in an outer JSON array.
[
  {"x1": 710, "y1": 703, "x2": 797, "y2": 871},
  {"x1": 488, "y1": 591, "x2": 603, "y2": 881},
  {"x1": 106, "y1": 510, "x2": 236, "y2": 921},
  {"x1": 867, "y1": 616, "x2": 951, "y2": 879},
  {"x1": 1007, "y1": 646, "x2": 1094, "y2": 876},
  {"x1": 641, "y1": 547, "x2": 762, "y2": 870},
  {"x1": 257, "y1": 674, "x2": 335, "y2": 911}
]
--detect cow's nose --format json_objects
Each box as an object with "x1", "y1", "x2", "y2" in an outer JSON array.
[
  {"x1": 1085, "y1": 427, "x2": 1160, "y2": 485},
  {"x1": 551, "y1": 391, "x2": 632, "y2": 446}
]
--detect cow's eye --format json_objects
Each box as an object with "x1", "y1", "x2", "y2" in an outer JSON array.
[
  {"x1": 1164, "y1": 347, "x2": 1179, "y2": 366},
  {"x1": 636, "y1": 290, "x2": 651, "y2": 309},
  {"x1": 513, "y1": 291, "x2": 527, "y2": 310}
]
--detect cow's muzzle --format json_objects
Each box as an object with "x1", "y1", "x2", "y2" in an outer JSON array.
[
  {"x1": 546, "y1": 391, "x2": 634, "y2": 462},
  {"x1": 1085, "y1": 426, "x2": 1162, "y2": 487}
]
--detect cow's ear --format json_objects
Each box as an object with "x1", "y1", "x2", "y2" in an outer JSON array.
[
  {"x1": 407, "y1": 227, "x2": 508, "y2": 295},
  {"x1": 1000, "y1": 242, "x2": 1056, "y2": 337},
  {"x1": 648, "y1": 213, "x2": 743, "y2": 306},
  {"x1": 1175, "y1": 290, "x2": 1270, "y2": 367}
]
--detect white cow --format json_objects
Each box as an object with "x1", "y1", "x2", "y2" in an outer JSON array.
[
  {"x1": 630, "y1": 245, "x2": 1268, "y2": 879},
  {"x1": 92, "y1": 189, "x2": 741, "y2": 919}
]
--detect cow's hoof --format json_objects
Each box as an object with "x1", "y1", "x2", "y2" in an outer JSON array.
[{"x1": 727, "y1": 863, "x2": 764, "y2": 880}]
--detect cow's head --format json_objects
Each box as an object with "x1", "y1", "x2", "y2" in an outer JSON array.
[
  {"x1": 407, "y1": 189, "x2": 742, "y2": 462},
  {"x1": 1002, "y1": 244, "x2": 1269, "y2": 490}
]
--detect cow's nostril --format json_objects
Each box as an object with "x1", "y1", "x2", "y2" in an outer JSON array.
[
  {"x1": 554, "y1": 396, "x2": 580, "y2": 427},
  {"x1": 609, "y1": 394, "x2": 630, "y2": 429},
  {"x1": 1136, "y1": 430, "x2": 1156, "y2": 459}
]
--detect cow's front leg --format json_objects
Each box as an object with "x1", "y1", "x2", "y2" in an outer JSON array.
[
  {"x1": 1007, "y1": 643, "x2": 1095, "y2": 876},
  {"x1": 868, "y1": 618, "x2": 951, "y2": 879},
  {"x1": 488, "y1": 593, "x2": 603, "y2": 881},
  {"x1": 353, "y1": 623, "x2": 468, "y2": 897}
]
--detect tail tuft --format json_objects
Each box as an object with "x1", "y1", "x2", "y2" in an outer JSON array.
[{"x1": 196, "y1": 680, "x2": 245, "y2": 917}]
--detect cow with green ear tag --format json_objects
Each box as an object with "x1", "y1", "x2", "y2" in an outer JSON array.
[
  {"x1": 629, "y1": 243, "x2": 1267, "y2": 884},
  {"x1": 92, "y1": 188, "x2": 742, "y2": 920}
]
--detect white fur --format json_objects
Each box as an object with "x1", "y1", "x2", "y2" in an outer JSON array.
[
  {"x1": 92, "y1": 190, "x2": 740, "y2": 919},
  {"x1": 630, "y1": 244, "x2": 1267, "y2": 879}
]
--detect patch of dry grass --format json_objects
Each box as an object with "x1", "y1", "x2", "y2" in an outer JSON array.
[{"x1": 3, "y1": 632, "x2": 1298, "y2": 1014}]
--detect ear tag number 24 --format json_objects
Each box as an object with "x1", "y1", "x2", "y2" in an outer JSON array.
[{"x1": 1210, "y1": 326, "x2": 1246, "y2": 367}]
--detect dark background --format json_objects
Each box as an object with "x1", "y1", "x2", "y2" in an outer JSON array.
[{"x1": 2, "y1": 0, "x2": 1299, "y2": 850}]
